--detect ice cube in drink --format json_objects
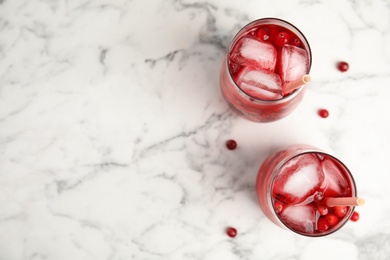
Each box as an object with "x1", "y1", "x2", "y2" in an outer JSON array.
[
  {"x1": 322, "y1": 158, "x2": 351, "y2": 198},
  {"x1": 280, "y1": 205, "x2": 316, "y2": 233},
  {"x1": 272, "y1": 153, "x2": 324, "y2": 204},
  {"x1": 278, "y1": 44, "x2": 310, "y2": 83},
  {"x1": 235, "y1": 67, "x2": 283, "y2": 100}
]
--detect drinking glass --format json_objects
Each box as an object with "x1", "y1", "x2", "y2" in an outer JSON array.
[
  {"x1": 256, "y1": 144, "x2": 358, "y2": 237},
  {"x1": 220, "y1": 18, "x2": 312, "y2": 122}
]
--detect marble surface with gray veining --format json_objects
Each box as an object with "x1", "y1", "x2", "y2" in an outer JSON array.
[{"x1": 1, "y1": 0, "x2": 390, "y2": 259}]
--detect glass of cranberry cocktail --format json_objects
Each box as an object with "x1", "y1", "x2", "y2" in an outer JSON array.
[
  {"x1": 220, "y1": 18, "x2": 312, "y2": 122},
  {"x1": 256, "y1": 144, "x2": 359, "y2": 237}
]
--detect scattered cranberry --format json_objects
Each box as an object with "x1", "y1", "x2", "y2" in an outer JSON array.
[
  {"x1": 317, "y1": 218, "x2": 329, "y2": 231},
  {"x1": 226, "y1": 139, "x2": 237, "y2": 150},
  {"x1": 256, "y1": 28, "x2": 270, "y2": 41},
  {"x1": 317, "y1": 205, "x2": 329, "y2": 216},
  {"x1": 350, "y1": 211, "x2": 360, "y2": 222},
  {"x1": 273, "y1": 201, "x2": 283, "y2": 213},
  {"x1": 274, "y1": 31, "x2": 292, "y2": 46},
  {"x1": 337, "y1": 61, "x2": 349, "y2": 72},
  {"x1": 226, "y1": 227, "x2": 237, "y2": 238},
  {"x1": 318, "y1": 109, "x2": 329, "y2": 118},
  {"x1": 325, "y1": 214, "x2": 339, "y2": 226},
  {"x1": 333, "y1": 206, "x2": 348, "y2": 218}
]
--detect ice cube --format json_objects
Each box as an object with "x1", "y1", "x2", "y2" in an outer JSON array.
[
  {"x1": 278, "y1": 44, "x2": 309, "y2": 83},
  {"x1": 235, "y1": 67, "x2": 283, "y2": 100},
  {"x1": 230, "y1": 37, "x2": 277, "y2": 71},
  {"x1": 273, "y1": 154, "x2": 325, "y2": 204},
  {"x1": 322, "y1": 158, "x2": 350, "y2": 197},
  {"x1": 280, "y1": 205, "x2": 316, "y2": 233}
]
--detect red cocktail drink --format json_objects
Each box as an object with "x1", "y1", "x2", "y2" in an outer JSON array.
[
  {"x1": 220, "y1": 18, "x2": 312, "y2": 122},
  {"x1": 257, "y1": 145, "x2": 357, "y2": 236}
]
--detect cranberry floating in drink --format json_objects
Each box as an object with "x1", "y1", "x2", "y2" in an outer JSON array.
[
  {"x1": 256, "y1": 145, "x2": 364, "y2": 237},
  {"x1": 220, "y1": 18, "x2": 312, "y2": 122}
]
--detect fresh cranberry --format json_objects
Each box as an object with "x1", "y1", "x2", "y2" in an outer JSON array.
[
  {"x1": 317, "y1": 218, "x2": 329, "y2": 231},
  {"x1": 337, "y1": 61, "x2": 349, "y2": 72},
  {"x1": 256, "y1": 28, "x2": 270, "y2": 41},
  {"x1": 274, "y1": 31, "x2": 292, "y2": 46},
  {"x1": 325, "y1": 214, "x2": 339, "y2": 226},
  {"x1": 226, "y1": 227, "x2": 237, "y2": 238},
  {"x1": 313, "y1": 191, "x2": 324, "y2": 202},
  {"x1": 318, "y1": 109, "x2": 329, "y2": 118},
  {"x1": 317, "y1": 205, "x2": 329, "y2": 216},
  {"x1": 226, "y1": 139, "x2": 237, "y2": 150},
  {"x1": 291, "y1": 37, "x2": 301, "y2": 47},
  {"x1": 273, "y1": 201, "x2": 283, "y2": 214},
  {"x1": 333, "y1": 206, "x2": 348, "y2": 218},
  {"x1": 350, "y1": 211, "x2": 360, "y2": 222},
  {"x1": 229, "y1": 61, "x2": 241, "y2": 74},
  {"x1": 274, "y1": 193, "x2": 289, "y2": 204}
]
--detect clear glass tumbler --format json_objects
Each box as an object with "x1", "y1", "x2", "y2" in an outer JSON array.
[{"x1": 220, "y1": 18, "x2": 312, "y2": 122}]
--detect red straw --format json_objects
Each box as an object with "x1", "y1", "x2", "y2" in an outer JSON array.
[
  {"x1": 324, "y1": 197, "x2": 365, "y2": 207},
  {"x1": 282, "y1": 74, "x2": 311, "y2": 95}
]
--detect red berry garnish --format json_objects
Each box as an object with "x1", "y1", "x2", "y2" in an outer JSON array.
[
  {"x1": 333, "y1": 206, "x2": 348, "y2": 218},
  {"x1": 274, "y1": 31, "x2": 292, "y2": 46},
  {"x1": 325, "y1": 214, "x2": 339, "y2": 226},
  {"x1": 317, "y1": 205, "x2": 329, "y2": 216},
  {"x1": 337, "y1": 61, "x2": 349, "y2": 72},
  {"x1": 317, "y1": 218, "x2": 329, "y2": 231},
  {"x1": 313, "y1": 191, "x2": 324, "y2": 202},
  {"x1": 256, "y1": 28, "x2": 270, "y2": 41},
  {"x1": 273, "y1": 201, "x2": 283, "y2": 214},
  {"x1": 267, "y1": 26, "x2": 280, "y2": 41},
  {"x1": 350, "y1": 211, "x2": 360, "y2": 222},
  {"x1": 229, "y1": 61, "x2": 241, "y2": 74},
  {"x1": 291, "y1": 37, "x2": 301, "y2": 47},
  {"x1": 226, "y1": 227, "x2": 237, "y2": 238},
  {"x1": 226, "y1": 139, "x2": 237, "y2": 150},
  {"x1": 318, "y1": 109, "x2": 329, "y2": 118}
]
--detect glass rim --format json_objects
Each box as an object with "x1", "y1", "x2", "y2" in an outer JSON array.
[
  {"x1": 269, "y1": 149, "x2": 357, "y2": 237},
  {"x1": 226, "y1": 17, "x2": 312, "y2": 104}
]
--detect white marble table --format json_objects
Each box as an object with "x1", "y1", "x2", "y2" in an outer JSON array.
[{"x1": 1, "y1": 0, "x2": 390, "y2": 259}]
